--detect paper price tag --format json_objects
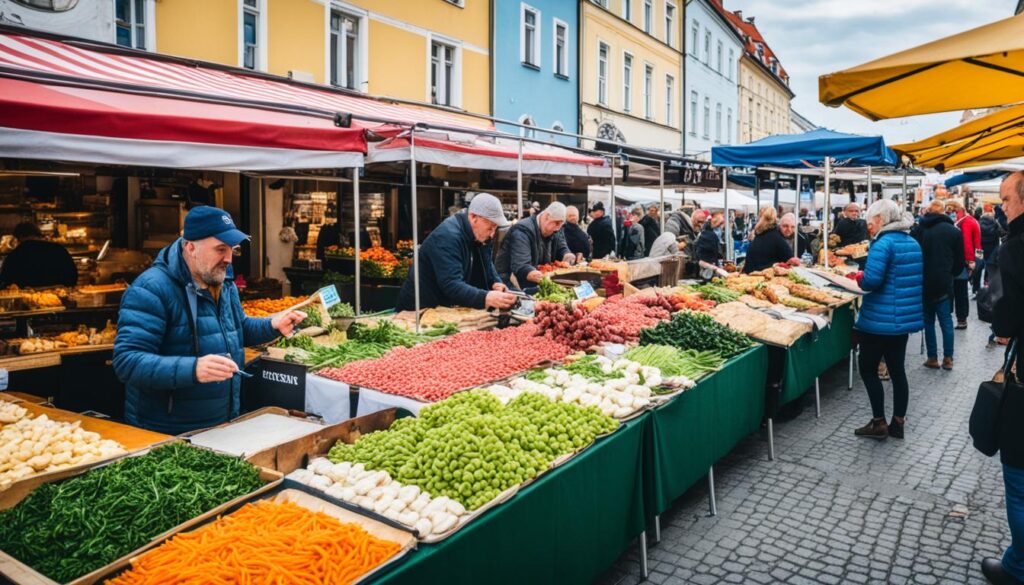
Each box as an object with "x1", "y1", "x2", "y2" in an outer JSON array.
[
  {"x1": 317, "y1": 284, "x2": 341, "y2": 308},
  {"x1": 574, "y1": 281, "x2": 597, "y2": 300}
]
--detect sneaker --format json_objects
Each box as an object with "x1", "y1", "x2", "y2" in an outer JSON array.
[
  {"x1": 955, "y1": 321, "x2": 968, "y2": 330},
  {"x1": 923, "y1": 358, "x2": 940, "y2": 369},
  {"x1": 854, "y1": 418, "x2": 888, "y2": 440},
  {"x1": 888, "y1": 417, "x2": 905, "y2": 439},
  {"x1": 943, "y1": 357, "x2": 954, "y2": 371}
]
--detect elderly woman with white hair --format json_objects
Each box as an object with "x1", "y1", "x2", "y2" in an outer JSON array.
[{"x1": 850, "y1": 199, "x2": 924, "y2": 440}]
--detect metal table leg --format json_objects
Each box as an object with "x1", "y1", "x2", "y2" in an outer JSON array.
[
  {"x1": 814, "y1": 377, "x2": 821, "y2": 418},
  {"x1": 767, "y1": 418, "x2": 775, "y2": 461},
  {"x1": 708, "y1": 466, "x2": 718, "y2": 516},
  {"x1": 848, "y1": 350, "x2": 854, "y2": 390},
  {"x1": 639, "y1": 530, "x2": 650, "y2": 579},
  {"x1": 654, "y1": 515, "x2": 661, "y2": 544}
]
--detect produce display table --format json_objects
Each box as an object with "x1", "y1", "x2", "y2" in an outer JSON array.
[
  {"x1": 370, "y1": 416, "x2": 647, "y2": 585},
  {"x1": 356, "y1": 386, "x2": 428, "y2": 417},
  {"x1": 643, "y1": 345, "x2": 768, "y2": 517},
  {"x1": 779, "y1": 303, "x2": 854, "y2": 407}
]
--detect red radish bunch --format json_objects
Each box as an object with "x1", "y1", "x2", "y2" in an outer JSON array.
[
  {"x1": 533, "y1": 302, "x2": 626, "y2": 351},
  {"x1": 316, "y1": 324, "x2": 572, "y2": 402},
  {"x1": 588, "y1": 295, "x2": 673, "y2": 340}
]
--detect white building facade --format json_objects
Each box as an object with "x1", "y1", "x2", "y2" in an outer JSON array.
[{"x1": 684, "y1": 0, "x2": 742, "y2": 160}]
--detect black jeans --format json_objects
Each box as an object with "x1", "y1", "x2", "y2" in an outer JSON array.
[
  {"x1": 857, "y1": 331, "x2": 910, "y2": 419},
  {"x1": 954, "y1": 276, "x2": 970, "y2": 322}
]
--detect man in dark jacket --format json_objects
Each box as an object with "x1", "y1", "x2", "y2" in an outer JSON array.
[
  {"x1": 913, "y1": 200, "x2": 964, "y2": 370},
  {"x1": 563, "y1": 205, "x2": 591, "y2": 261},
  {"x1": 638, "y1": 204, "x2": 661, "y2": 257},
  {"x1": 984, "y1": 171, "x2": 1024, "y2": 585},
  {"x1": 397, "y1": 193, "x2": 516, "y2": 311},
  {"x1": 694, "y1": 212, "x2": 725, "y2": 268},
  {"x1": 587, "y1": 201, "x2": 616, "y2": 259},
  {"x1": 113, "y1": 206, "x2": 305, "y2": 435},
  {"x1": 495, "y1": 202, "x2": 575, "y2": 289},
  {"x1": 619, "y1": 207, "x2": 646, "y2": 260},
  {"x1": 0, "y1": 222, "x2": 78, "y2": 288},
  {"x1": 976, "y1": 210, "x2": 1004, "y2": 291},
  {"x1": 834, "y1": 203, "x2": 869, "y2": 247},
  {"x1": 780, "y1": 213, "x2": 810, "y2": 259}
]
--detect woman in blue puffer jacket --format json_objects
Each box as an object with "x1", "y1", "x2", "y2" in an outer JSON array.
[{"x1": 851, "y1": 199, "x2": 924, "y2": 441}]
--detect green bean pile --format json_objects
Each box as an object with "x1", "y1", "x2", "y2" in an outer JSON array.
[{"x1": 0, "y1": 443, "x2": 265, "y2": 582}]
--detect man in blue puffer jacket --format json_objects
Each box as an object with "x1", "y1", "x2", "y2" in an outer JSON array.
[
  {"x1": 114, "y1": 206, "x2": 306, "y2": 435},
  {"x1": 850, "y1": 199, "x2": 924, "y2": 441}
]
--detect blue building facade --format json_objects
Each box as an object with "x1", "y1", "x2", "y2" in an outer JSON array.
[{"x1": 492, "y1": 0, "x2": 578, "y2": 146}]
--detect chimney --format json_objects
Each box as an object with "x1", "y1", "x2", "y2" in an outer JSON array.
[
  {"x1": 746, "y1": 16, "x2": 755, "y2": 24},
  {"x1": 735, "y1": 10, "x2": 743, "y2": 19}
]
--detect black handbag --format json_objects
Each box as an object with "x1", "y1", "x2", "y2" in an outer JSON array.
[
  {"x1": 977, "y1": 244, "x2": 1003, "y2": 324},
  {"x1": 970, "y1": 340, "x2": 1018, "y2": 456}
]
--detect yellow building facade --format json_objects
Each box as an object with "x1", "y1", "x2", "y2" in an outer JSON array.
[
  {"x1": 580, "y1": 0, "x2": 685, "y2": 152},
  {"x1": 153, "y1": 0, "x2": 490, "y2": 115},
  {"x1": 737, "y1": 56, "x2": 791, "y2": 143}
]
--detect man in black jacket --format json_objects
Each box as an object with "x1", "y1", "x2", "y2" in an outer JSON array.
[
  {"x1": 638, "y1": 204, "x2": 661, "y2": 257},
  {"x1": 396, "y1": 193, "x2": 516, "y2": 311},
  {"x1": 976, "y1": 209, "x2": 1004, "y2": 291},
  {"x1": 495, "y1": 202, "x2": 575, "y2": 289},
  {"x1": 834, "y1": 203, "x2": 869, "y2": 247},
  {"x1": 780, "y1": 213, "x2": 810, "y2": 258},
  {"x1": 587, "y1": 201, "x2": 616, "y2": 259},
  {"x1": 694, "y1": 212, "x2": 725, "y2": 268},
  {"x1": 914, "y1": 200, "x2": 964, "y2": 371},
  {"x1": 562, "y1": 205, "x2": 591, "y2": 261},
  {"x1": 0, "y1": 222, "x2": 78, "y2": 288},
  {"x1": 985, "y1": 171, "x2": 1024, "y2": 585}
]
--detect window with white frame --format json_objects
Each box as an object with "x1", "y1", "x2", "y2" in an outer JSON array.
[
  {"x1": 665, "y1": 3, "x2": 675, "y2": 47},
  {"x1": 703, "y1": 31, "x2": 710, "y2": 65},
  {"x1": 242, "y1": 0, "x2": 260, "y2": 70},
  {"x1": 727, "y1": 48, "x2": 734, "y2": 80},
  {"x1": 330, "y1": 11, "x2": 360, "y2": 90},
  {"x1": 703, "y1": 97, "x2": 710, "y2": 138},
  {"x1": 431, "y1": 40, "x2": 458, "y2": 106},
  {"x1": 521, "y1": 4, "x2": 540, "y2": 67},
  {"x1": 726, "y1": 108, "x2": 733, "y2": 143},
  {"x1": 115, "y1": 0, "x2": 146, "y2": 49},
  {"x1": 553, "y1": 19, "x2": 568, "y2": 77},
  {"x1": 715, "y1": 103, "x2": 722, "y2": 143},
  {"x1": 622, "y1": 53, "x2": 633, "y2": 112},
  {"x1": 691, "y1": 21, "x2": 699, "y2": 54},
  {"x1": 597, "y1": 42, "x2": 609, "y2": 105},
  {"x1": 665, "y1": 74, "x2": 674, "y2": 127},
  {"x1": 643, "y1": 63, "x2": 653, "y2": 120},
  {"x1": 643, "y1": 0, "x2": 652, "y2": 34},
  {"x1": 622, "y1": 0, "x2": 631, "y2": 20},
  {"x1": 716, "y1": 41, "x2": 722, "y2": 73},
  {"x1": 519, "y1": 115, "x2": 537, "y2": 139},
  {"x1": 689, "y1": 91, "x2": 697, "y2": 135}
]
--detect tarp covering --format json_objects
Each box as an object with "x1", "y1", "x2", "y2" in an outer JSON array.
[
  {"x1": 893, "y1": 104, "x2": 1024, "y2": 171},
  {"x1": 944, "y1": 170, "x2": 1008, "y2": 189},
  {"x1": 819, "y1": 12, "x2": 1024, "y2": 120},
  {"x1": 711, "y1": 128, "x2": 898, "y2": 169}
]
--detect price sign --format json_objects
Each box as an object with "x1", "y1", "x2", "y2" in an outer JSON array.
[
  {"x1": 317, "y1": 284, "x2": 341, "y2": 308},
  {"x1": 574, "y1": 281, "x2": 597, "y2": 300}
]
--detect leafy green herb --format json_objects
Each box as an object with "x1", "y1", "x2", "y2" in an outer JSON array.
[
  {"x1": 639, "y1": 311, "x2": 753, "y2": 358},
  {"x1": 624, "y1": 344, "x2": 724, "y2": 380},
  {"x1": 328, "y1": 302, "x2": 355, "y2": 318},
  {"x1": 688, "y1": 284, "x2": 741, "y2": 304},
  {"x1": 563, "y1": 355, "x2": 624, "y2": 382},
  {"x1": 534, "y1": 277, "x2": 574, "y2": 303}
]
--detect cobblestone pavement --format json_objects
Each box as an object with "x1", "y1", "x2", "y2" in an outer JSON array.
[{"x1": 599, "y1": 314, "x2": 1012, "y2": 585}]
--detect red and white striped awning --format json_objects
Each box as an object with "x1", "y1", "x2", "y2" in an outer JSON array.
[
  {"x1": 0, "y1": 29, "x2": 494, "y2": 170},
  {"x1": 368, "y1": 133, "x2": 614, "y2": 177}
]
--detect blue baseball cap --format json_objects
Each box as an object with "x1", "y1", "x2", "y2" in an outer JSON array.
[{"x1": 183, "y1": 206, "x2": 250, "y2": 246}]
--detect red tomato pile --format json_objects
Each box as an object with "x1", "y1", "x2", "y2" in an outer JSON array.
[
  {"x1": 589, "y1": 295, "x2": 672, "y2": 340},
  {"x1": 315, "y1": 324, "x2": 572, "y2": 402},
  {"x1": 533, "y1": 302, "x2": 627, "y2": 351}
]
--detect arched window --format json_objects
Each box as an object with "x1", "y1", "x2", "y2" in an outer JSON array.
[{"x1": 519, "y1": 115, "x2": 536, "y2": 139}]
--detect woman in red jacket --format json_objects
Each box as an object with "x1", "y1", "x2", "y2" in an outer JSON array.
[{"x1": 946, "y1": 199, "x2": 980, "y2": 329}]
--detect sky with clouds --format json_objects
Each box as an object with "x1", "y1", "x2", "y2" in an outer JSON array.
[{"x1": 726, "y1": 0, "x2": 1017, "y2": 145}]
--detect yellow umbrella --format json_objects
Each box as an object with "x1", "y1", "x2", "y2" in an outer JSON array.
[
  {"x1": 892, "y1": 104, "x2": 1024, "y2": 170},
  {"x1": 819, "y1": 12, "x2": 1024, "y2": 120}
]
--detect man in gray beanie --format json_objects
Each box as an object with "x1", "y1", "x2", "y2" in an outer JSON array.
[{"x1": 495, "y1": 202, "x2": 576, "y2": 290}]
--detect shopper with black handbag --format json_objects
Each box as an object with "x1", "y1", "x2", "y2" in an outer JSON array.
[{"x1": 977, "y1": 171, "x2": 1024, "y2": 585}]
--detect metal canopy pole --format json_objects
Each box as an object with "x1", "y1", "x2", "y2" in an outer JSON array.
[
  {"x1": 824, "y1": 157, "x2": 832, "y2": 268},
  {"x1": 794, "y1": 174, "x2": 802, "y2": 254},
  {"x1": 411, "y1": 128, "x2": 421, "y2": 333},
  {"x1": 901, "y1": 167, "x2": 909, "y2": 210},
  {"x1": 517, "y1": 139, "x2": 524, "y2": 220},
  {"x1": 866, "y1": 166, "x2": 873, "y2": 204},
  {"x1": 773, "y1": 173, "x2": 779, "y2": 210},
  {"x1": 659, "y1": 161, "x2": 666, "y2": 232},
  {"x1": 353, "y1": 168, "x2": 361, "y2": 316},
  {"x1": 754, "y1": 172, "x2": 761, "y2": 210},
  {"x1": 723, "y1": 168, "x2": 731, "y2": 261},
  {"x1": 609, "y1": 157, "x2": 617, "y2": 246}
]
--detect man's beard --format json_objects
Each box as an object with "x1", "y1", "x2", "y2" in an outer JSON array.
[{"x1": 199, "y1": 264, "x2": 229, "y2": 286}]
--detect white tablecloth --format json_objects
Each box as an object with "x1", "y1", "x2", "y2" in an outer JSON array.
[
  {"x1": 356, "y1": 386, "x2": 429, "y2": 417},
  {"x1": 304, "y1": 374, "x2": 352, "y2": 424}
]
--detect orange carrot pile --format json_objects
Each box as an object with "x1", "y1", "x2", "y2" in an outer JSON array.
[{"x1": 107, "y1": 500, "x2": 402, "y2": 585}]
